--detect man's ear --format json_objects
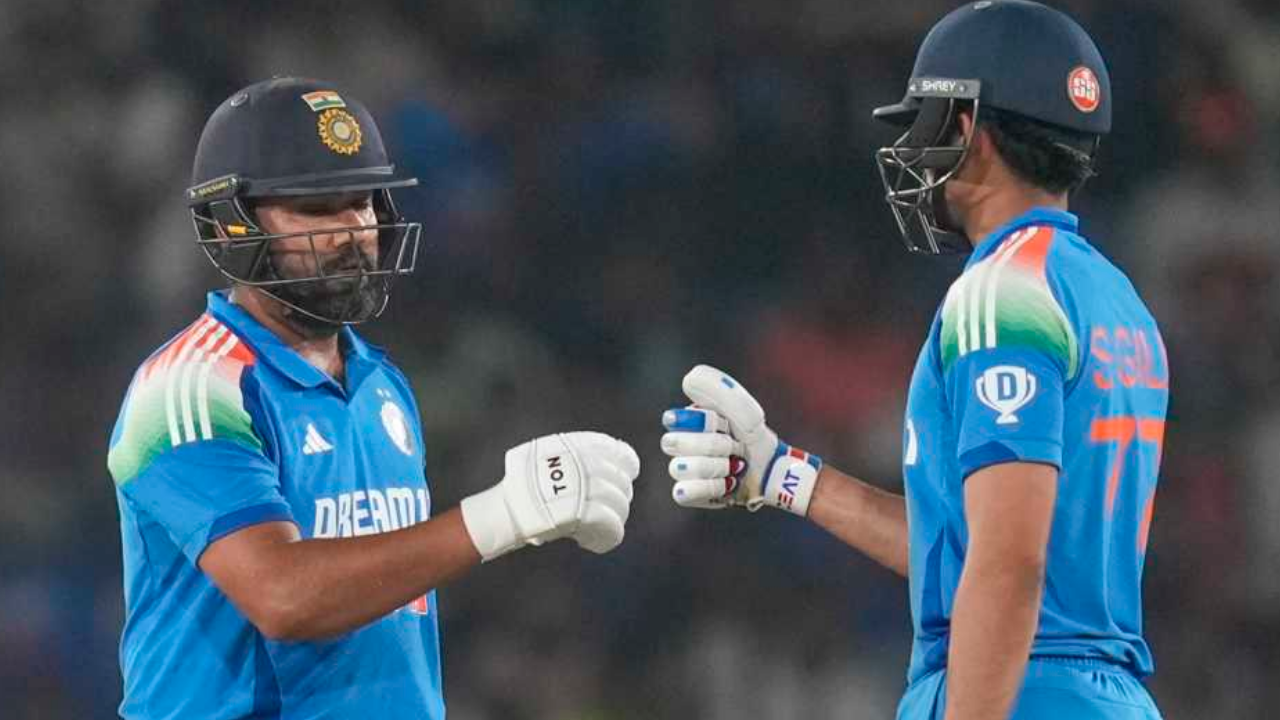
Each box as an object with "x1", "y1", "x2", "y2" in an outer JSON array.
[
  {"x1": 956, "y1": 109, "x2": 981, "y2": 154},
  {"x1": 956, "y1": 108, "x2": 1001, "y2": 175},
  {"x1": 956, "y1": 108, "x2": 975, "y2": 140}
]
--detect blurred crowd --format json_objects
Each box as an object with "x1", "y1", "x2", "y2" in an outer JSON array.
[{"x1": 3, "y1": 0, "x2": 1280, "y2": 717}]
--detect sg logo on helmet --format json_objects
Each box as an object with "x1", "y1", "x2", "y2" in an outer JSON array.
[
  {"x1": 1067, "y1": 66, "x2": 1101, "y2": 113},
  {"x1": 976, "y1": 365, "x2": 1038, "y2": 425}
]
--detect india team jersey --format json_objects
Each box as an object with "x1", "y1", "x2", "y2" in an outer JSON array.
[
  {"x1": 902, "y1": 208, "x2": 1169, "y2": 684},
  {"x1": 107, "y1": 291, "x2": 444, "y2": 720}
]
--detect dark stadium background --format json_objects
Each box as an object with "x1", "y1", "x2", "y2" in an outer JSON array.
[{"x1": 2, "y1": 0, "x2": 1278, "y2": 717}]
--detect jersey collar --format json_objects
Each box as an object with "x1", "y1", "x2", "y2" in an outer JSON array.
[
  {"x1": 965, "y1": 207, "x2": 1078, "y2": 267},
  {"x1": 206, "y1": 290, "x2": 387, "y2": 393}
]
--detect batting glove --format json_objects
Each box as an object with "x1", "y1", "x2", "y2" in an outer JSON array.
[
  {"x1": 661, "y1": 365, "x2": 822, "y2": 516},
  {"x1": 461, "y1": 432, "x2": 640, "y2": 561}
]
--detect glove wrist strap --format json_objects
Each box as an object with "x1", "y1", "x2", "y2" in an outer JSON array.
[
  {"x1": 760, "y1": 442, "x2": 823, "y2": 516},
  {"x1": 461, "y1": 484, "x2": 523, "y2": 562}
]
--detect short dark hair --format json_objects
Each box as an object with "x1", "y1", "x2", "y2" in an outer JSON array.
[{"x1": 980, "y1": 106, "x2": 1099, "y2": 195}]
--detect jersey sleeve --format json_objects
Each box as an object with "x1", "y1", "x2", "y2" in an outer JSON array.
[
  {"x1": 107, "y1": 319, "x2": 294, "y2": 562},
  {"x1": 939, "y1": 226, "x2": 1080, "y2": 478}
]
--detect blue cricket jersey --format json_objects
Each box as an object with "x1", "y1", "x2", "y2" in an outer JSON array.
[
  {"x1": 107, "y1": 291, "x2": 445, "y2": 719},
  {"x1": 902, "y1": 207, "x2": 1169, "y2": 684}
]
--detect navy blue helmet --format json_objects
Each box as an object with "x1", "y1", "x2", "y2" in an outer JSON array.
[
  {"x1": 873, "y1": 1, "x2": 1110, "y2": 254},
  {"x1": 187, "y1": 77, "x2": 421, "y2": 325}
]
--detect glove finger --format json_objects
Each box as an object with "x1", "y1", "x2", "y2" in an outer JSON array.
[
  {"x1": 610, "y1": 437, "x2": 641, "y2": 480},
  {"x1": 613, "y1": 471, "x2": 635, "y2": 503},
  {"x1": 570, "y1": 433, "x2": 642, "y2": 483},
  {"x1": 660, "y1": 431, "x2": 742, "y2": 458},
  {"x1": 575, "y1": 503, "x2": 624, "y2": 554},
  {"x1": 668, "y1": 455, "x2": 731, "y2": 481},
  {"x1": 603, "y1": 464, "x2": 635, "y2": 503},
  {"x1": 581, "y1": 450, "x2": 637, "y2": 494},
  {"x1": 681, "y1": 365, "x2": 765, "y2": 436},
  {"x1": 561, "y1": 430, "x2": 608, "y2": 445},
  {"x1": 661, "y1": 407, "x2": 731, "y2": 434},
  {"x1": 588, "y1": 472, "x2": 632, "y2": 523},
  {"x1": 671, "y1": 477, "x2": 738, "y2": 508},
  {"x1": 575, "y1": 526, "x2": 621, "y2": 554},
  {"x1": 586, "y1": 457, "x2": 635, "y2": 505},
  {"x1": 558, "y1": 431, "x2": 605, "y2": 486}
]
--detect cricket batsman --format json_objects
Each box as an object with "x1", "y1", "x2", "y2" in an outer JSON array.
[
  {"x1": 107, "y1": 77, "x2": 640, "y2": 719},
  {"x1": 660, "y1": 2, "x2": 1168, "y2": 718}
]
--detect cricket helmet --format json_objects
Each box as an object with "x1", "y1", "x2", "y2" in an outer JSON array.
[
  {"x1": 187, "y1": 76, "x2": 421, "y2": 325},
  {"x1": 873, "y1": 0, "x2": 1110, "y2": 254}
]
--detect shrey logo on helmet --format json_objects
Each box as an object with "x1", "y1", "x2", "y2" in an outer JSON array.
[{"x1": 1067, "y1": 66, "x2": 1101, "y2": 113}]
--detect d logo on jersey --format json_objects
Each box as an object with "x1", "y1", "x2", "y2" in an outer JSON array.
[{"x1": 976, "y1": 365, "x2": 1037, "y2": 425}]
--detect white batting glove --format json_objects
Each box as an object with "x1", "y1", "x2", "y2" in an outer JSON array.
[
  {"x1": 461, "y1": 432, "x2": 640, "y2": 561},
  {"x1": 661, "y1": 365, "x2": 821, "y2": 516}
]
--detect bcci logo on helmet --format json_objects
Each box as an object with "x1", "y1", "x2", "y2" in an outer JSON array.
[
  {"x1": 317, "y1": 108, "x2": 363, "y2": 155},
  {"x1": 976, "y1": 365, "x2": 1037, "y2": 425}
]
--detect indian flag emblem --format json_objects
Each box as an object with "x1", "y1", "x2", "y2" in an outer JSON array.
[{"x1": 301, "y1": 90, "x2": 346, "y2": 112}]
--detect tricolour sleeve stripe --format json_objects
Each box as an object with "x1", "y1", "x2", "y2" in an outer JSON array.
[
  {"x1": 983, "y1": 227, "x2": 1040, "y2": 350},
  {"x1": 108, "y1": 318, "x2": 260, "y2": 485},
  {"x1": 946, "y1": 230, "x2": 1034, "y2": 363},
  {"x1": 181, "y1": 324, "x2": 229, "y2": 444},
  {"x1": 941, "y1": 226, "x2": 1078, "y2": 378},
  {"x1": 951, "y1": 273, "x2": 969, "y2": 356},
  {"x1": 165, "y1": 316, "x2": 218, "y2": 446},
  {"x1": 966, "y1": 257, "x2": 982, "y2": 356},
  {"x1": 197, "y1": 333, "x2": 242, "y2": 441}
]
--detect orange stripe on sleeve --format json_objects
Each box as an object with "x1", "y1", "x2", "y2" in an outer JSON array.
[{"x1": 1008, "y1": 225, "x2": 1055, "y2": 276}]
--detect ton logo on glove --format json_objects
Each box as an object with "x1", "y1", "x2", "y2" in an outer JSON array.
[
  {"x1": 463, "y1": 432, "x2": 639, "y2": 560},
  {"x1": 544, "y1": 455, "x2": 573, "y2": 496}
]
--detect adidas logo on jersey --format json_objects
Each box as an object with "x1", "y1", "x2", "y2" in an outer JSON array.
[{"x1": 302, "y1": 423, "x2": 335, "y2": 455}]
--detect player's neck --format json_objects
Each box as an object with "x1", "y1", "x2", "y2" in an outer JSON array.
[
  {"x1": 230, "y1": 286, "x2": 346, "y2": 382},
  {"x1": 962, "y1": 183, "x2": 1067, "y2": 248}
]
